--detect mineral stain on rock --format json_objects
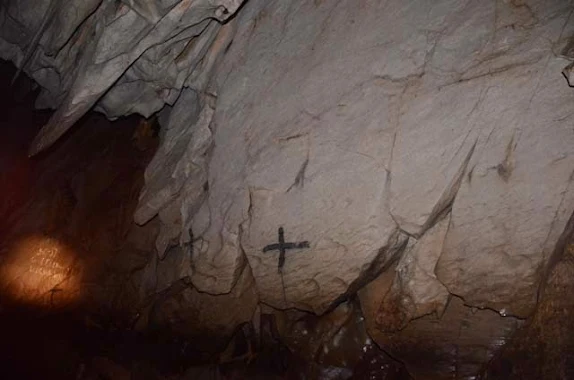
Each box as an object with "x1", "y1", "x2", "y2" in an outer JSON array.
[{"x1": 496, "y1": 135, "x2": 516, "y2": 183}]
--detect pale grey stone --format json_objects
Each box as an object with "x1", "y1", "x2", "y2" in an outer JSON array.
[
  {"x1": 435, "y1": 55, "x2": 574, "y2": 317},
  {"x1": 380, "y1": 216, "x2": 451, "y2": 330},
  {"x1": 0, "y1": 0, "x2": 245, "y2": 155}
]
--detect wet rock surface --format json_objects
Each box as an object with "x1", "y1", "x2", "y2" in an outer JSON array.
[
  {"x1": 273, "y1": 301, "x2": 411, "y2": 380},
  {"x1": 482, "y1": 239, "x2": 574, "y2": 379},
  {"x1": 359, "y1": 261, "x2": 522, "y2": 379}
]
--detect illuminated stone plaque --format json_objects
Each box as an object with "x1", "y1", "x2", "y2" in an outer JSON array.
[{"x1": 0, "y1": 235, "x2": 83, "y2": 308}]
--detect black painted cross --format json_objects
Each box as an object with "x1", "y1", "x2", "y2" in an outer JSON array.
[{"x1": 262, "y1": 227, "x2": 310, "y2": 273}]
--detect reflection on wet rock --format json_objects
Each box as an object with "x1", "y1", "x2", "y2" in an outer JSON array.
[{"x1": 274, "y1": 301, "x2": 410, "y2": 379}]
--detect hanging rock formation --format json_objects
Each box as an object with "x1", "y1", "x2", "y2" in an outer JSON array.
[
  {"x1": 2, "y1": 0, "x2": 574, "y2": 378},
  {"x1": 0, "y1": 0, "x2": 243, "y2": 155}
]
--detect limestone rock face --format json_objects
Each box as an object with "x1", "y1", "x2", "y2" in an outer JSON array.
[
  {"x1": 188, "y1": 0, "x2": 424, "y2": 312},
  {"x1": 2, "y1": 0, "x2": 574, "y2": 376},
  {"x1": 184, "y1": 0, "x2": 572, "y2": 316},
  {"x1": 134, "y1": 88, "x2": 214, "y2": 258},
  {"x1": 377, "y1": 216, "x2": 451, "y2": 331},
  {"x1": 0, "y1": 0, "x2": 245, "y2": 155},
  {"x1": 433, "y1": 51, "x2": 574, "y2": 316}
]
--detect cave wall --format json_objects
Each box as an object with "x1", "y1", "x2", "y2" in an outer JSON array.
[{"x1": 2, "y1": 0, "x2": 574, "y2": 378}]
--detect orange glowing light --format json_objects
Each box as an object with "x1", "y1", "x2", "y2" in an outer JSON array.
[{"x1": 0, "y1": 235, "x2": 83, "y2": 307}]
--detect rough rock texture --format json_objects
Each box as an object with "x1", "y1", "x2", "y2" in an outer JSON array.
[
  {"x1": 0, "y1": 0, "x2": 245, "y2": 155},
  {"x1": 3, "y1": 0, "x2": 574, "y2": 378},
  {"x1": 483, "y1": 238, "x2": 574, "y2": 379},
  {"x1": 188, "y1": 0, "x2": 423, "y2": 310},
  {"x1": 377, "y1": 216, "x2": 451, "y2": 331},
  {"x1": 4, "y1": 0, "x2": 574, "y2": 318},
  {"x1": 272, "y1": 301, "x2": 409, "y2": 379},
  {"x1": 134, "y1": 88, "x2": 213, "y2": 258},
  {"x1": 0, "y1": 72, "x2": 260, "y2": 376},
  {"x1": 359, "y1": 266, "x2": 522, "y2": 379},
  {"x1": 147, "y1": 263, "x2": 259, "y2": 353},
  {"x1": 0, "y1": 235, "x2": 84, "y2": 309},
  {"x1": 196, "y1": 0, "x2": 574, "y2": 316},
  {"x1": 0, "y1": 101, "x2": 158, "y2": 316}
]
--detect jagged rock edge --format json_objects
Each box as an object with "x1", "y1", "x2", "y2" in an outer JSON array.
[
  {"x1": 323, "y1": 230, "x2": 410, "y2": 316},
  {"x1": 421, "y1": 140, "x2": 477, "y2": 237},
  {"x1": 26, "y1": 0, "x2": 244, "y2": 156},
  {"x1": 534, "y1": 172, "x2": 574, "y2": 306}
]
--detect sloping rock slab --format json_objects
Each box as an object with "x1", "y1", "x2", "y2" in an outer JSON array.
[
  {"x1": 436, "y1": 47, "x2": 574, "y2": 317},
  {"x1": 359, "y1": 267, "x2": 522, "y2": 379}
]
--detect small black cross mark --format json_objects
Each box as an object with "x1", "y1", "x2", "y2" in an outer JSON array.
[{"x1": 262, "y1": 227, "x2": 310, "y2": 272}]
